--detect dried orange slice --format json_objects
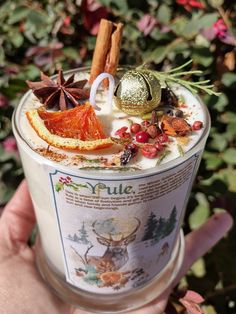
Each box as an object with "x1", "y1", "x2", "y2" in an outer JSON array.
[
  {"x1": 100, "y1": 271, "x2": 123, "y2": 284},
  {"x1": 26, "y1": 102, "x2": 113, "y2": 151}
]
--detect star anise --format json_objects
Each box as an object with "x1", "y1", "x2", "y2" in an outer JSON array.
[{"x1": 26, "y1": 70, "x2": 90, "y2": 111}]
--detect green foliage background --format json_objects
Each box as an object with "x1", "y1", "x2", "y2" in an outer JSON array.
[{"x1": 0, "y1": 0, "x2": 236, "y2": 313}]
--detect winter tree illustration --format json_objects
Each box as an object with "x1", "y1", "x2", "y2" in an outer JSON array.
[
  {"x1": 142, "y1": 206, "x2": 177, "y2": 245},
  {"x1": 67, "y1": 222, "x2": 90, "y2": 245}
]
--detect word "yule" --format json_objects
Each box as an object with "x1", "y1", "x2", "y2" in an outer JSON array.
[{"x1": 86, "y1": 182, "x2": 134, "y2": 195}]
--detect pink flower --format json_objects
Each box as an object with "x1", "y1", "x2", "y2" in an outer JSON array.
[
  {"x1": 81, "y1": 0, "x2": 109, "y2": 35},
  {"x1": 213, "y1": 19, "x2": 227, "y2": 39},
  {"x1": 0, "y1": 94, "x2": 9, "y2": 108},
  {"x1": 202, "y1": 18, "x2": 236, "y2": 45},
  {"x1": 3, "y1": 136, "x2": 18, "y2": 153},
  {"x1": 137, "y1": 14, "x2": 157, "y2": 36},
  {"x1": 176, "y1": 0, "x2": 204, "y2": 11}
]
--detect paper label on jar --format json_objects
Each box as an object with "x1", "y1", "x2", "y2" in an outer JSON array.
[{"x1": 47, "y1": 152, "x2": 201, "y2": 293}]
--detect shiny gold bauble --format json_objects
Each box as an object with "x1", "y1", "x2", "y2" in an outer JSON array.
[{"x1": 114, "y1": 69, "x2": 161, "y2": 116}]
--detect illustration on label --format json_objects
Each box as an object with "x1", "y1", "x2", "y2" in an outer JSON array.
[{"x1": 48, "y1": 153, "x2": 201, "y2": 293}]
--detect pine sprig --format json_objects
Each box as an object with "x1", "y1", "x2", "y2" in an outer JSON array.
[{"x1": 141, "y1": 60, "x2": 221, "y2": 96}]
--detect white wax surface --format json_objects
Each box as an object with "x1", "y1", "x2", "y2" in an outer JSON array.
[{"x1": 18, "y1": 71, "x2": 206, "y2": 170}]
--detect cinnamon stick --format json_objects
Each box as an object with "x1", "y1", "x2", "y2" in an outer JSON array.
[{"x1": 89, "y1": 19, "x2": 124, "y2": 87}]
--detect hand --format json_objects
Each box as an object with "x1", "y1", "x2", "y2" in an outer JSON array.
[{"x1": 0, "y1": 180, "x2": 233, "y2": 314}]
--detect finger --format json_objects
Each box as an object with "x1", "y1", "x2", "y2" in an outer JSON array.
[
  {"x1": 173, "y1": 211, "x2": 233, "y2": 286},
  {"x1": 0, "y1": 180, "x2": 36, "y2": 249}
]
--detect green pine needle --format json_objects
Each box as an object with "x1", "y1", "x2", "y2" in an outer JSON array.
[{"x1": 141, "y1": 60, "x2": 221, "y2": 96}]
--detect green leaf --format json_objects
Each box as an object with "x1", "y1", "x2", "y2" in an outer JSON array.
[
  {"x1": 0, "y1": 46, "x2": 5, "y2": 67},
  {"x1": 189, "y1": 192, "x2": 210, "y2": 230},
  {"x1": 55, "y1": 182, "x2": 63, "y2": 192},
  {"x1": 225, "y1": 123, "x2": 236, "y2": 141},
  {"x1": 192, "y1": 47, "x2": 213, "y2": 67},
  {"x1": 205, "y1": 93, "x2": 228, "y2": 112},
  {"x1": 0, "y1": 116, "x2": 11, "y2": 139},
  {"x1": 190, "y1": 257, "x2": 206, "y2": 278},
  {"x1": 8, "y1": 6, "x2": 30, "y2": 24},
  {"x1": 144, "y1": 45, "x2": 167, "y2": 64},
  {"x1": 221, "y1": 111, "x2": 236, "y2": 123},
  {"x1": 143, "y1": 38, "x2": 183, "y2": 64},
  {"x1": 157, "y1": 4, "x2": 171, "y2": 25},
  {"x1": 208, "y1": 0, "x2": 224, "y2": 8},
  {"x1": 221, "y1": 72, "x2": 236, "y2": 89},
  {"x1": 97, "y1": 0, "x2": 111, "y2": 6},
  {"x1": 9, "y1": 31, "x2": 24, "y2": 48},
  {"x1": 99, "y1": 0, "x2": 128, "y2": 13},
  {"x1": 0, "y1": 181, "x2": 14, "y2": 205},
  {"x1": 0, "y1": 2, "x2": 14, "y2": 21},
  {"x1": 27, "y1": 10, "x2": 46, "y2": 28},
  {"x1": 196, "y1": 13, "x2": 219, "y2": 29},
  {"x1": 213, "y1": 94, "x2": 228, "y2": 112},
  {"x1": 202, "y1": 305, "x2": 218, "y2": 314},
  {"x1": 172, "y1": 13, "x2": 218, "y2": 39},
  {"x1": 209, "y1": 134, "x2": 228, "y2": 152},
  {"x1": 150, "y1": 29, "x2": 171, "y2": 41},
  {"x1": 195, "y1": 34, "x2": 211, "y2": 48},
  {"x1": 16, "y1": 64, "x2": 40, "y2": 81},
  {"x1": 171, "y1": 16, "x2": 189, "y2": 37},
  {"x1": 222, "y1": 148, "x2": 236, "y2": 165},
  {"x1": 200, "y1": 169, "x2": 236, "y2": 193},
  {"x1": 63, "y1": 47, "x2": 80, "y2": 61},
  {"x1": 203, "y1": 151, "x2": 223, "y2": 170},
  {"x1": 124, "y1": 24, "x2": 140, "y2": 41}
]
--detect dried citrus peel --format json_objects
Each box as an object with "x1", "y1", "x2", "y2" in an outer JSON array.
[
  {"x1": 161, "y1": 115, "x2": 192, "y2": 136},
  {"x1": 26, "y1": 104, "x2": 113, "y2": 151}
]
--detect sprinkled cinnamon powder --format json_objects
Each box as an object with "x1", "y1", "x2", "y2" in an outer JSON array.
[{"x1": 36, "y1": 147, "x2": 67, "y2": 162}]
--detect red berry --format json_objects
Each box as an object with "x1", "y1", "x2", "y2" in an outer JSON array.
[
  {"x1": 192, "y1": 121, "x2": 203, "y2": 131},
  {"x1": 135, "y1": 131, "x2": 150, "y2": 143},
  {"x1": 156, "y1": 133, "x2": 169, "y2": 144},
  {"x1": 125, "y1": 143, "x2": 138, "y2": 151},
  {"x1": 141, "y1": 145, "x2": 158, "y2": 158},
  {"x1": 130, "y1": 123, "x2": 141, "y2": 134},
  {"x1": 155, "y1": 143, "x2": 164, "y2": 151},
  {"x1": 141, "y1": 120, "x2": 150, "y2": 128},
  {"x1": 122, "y1": 132, "x2": 131, "y2": 139},
  {"x1": 115, "y1": 126, "x2": 128, "y2": 137}
]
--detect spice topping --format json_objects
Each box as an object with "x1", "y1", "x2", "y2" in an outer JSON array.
[{"x1": 27, "y1": 70, "x2": 89, "y2": 111}]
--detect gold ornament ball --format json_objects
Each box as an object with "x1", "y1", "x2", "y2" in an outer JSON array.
[{"x1": 114, "y1": 69, "x2": 161, "y2": 116}]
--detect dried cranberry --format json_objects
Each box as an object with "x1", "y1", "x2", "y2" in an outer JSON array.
[
  {"x1": 147, "y1": 125, "x2": 160, "y2": 139},
  {"x1": 115, "y1": 126, "x2": 128, "y2": 137},
  {"x1": 156, "y1": 133, "x2": 169, "y2": 144},
  {"x1": 141, "y1": 145, "x2": 158, "y2": 159},
  {"x1": 125, "y1": 143, "x2": 138, "y2": 154},
  {"x1": 141, "y1": 120, "x2": 150, "y2": 128},
  {"x1": 155, "y1": 143, "x2": 164, "y2": 151},
  {"x1": 192, "y1": 121, "x2": 203, "y2": 130},
  {"x1": 130, "y1": 123, "x2": 141, "y2": 134},
  {"x1": 122, "y1": 132, "x2": 131, "y2": 139},
  {"x1": 135, "y1": 131, "x2": 150, "y2": 143}
]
